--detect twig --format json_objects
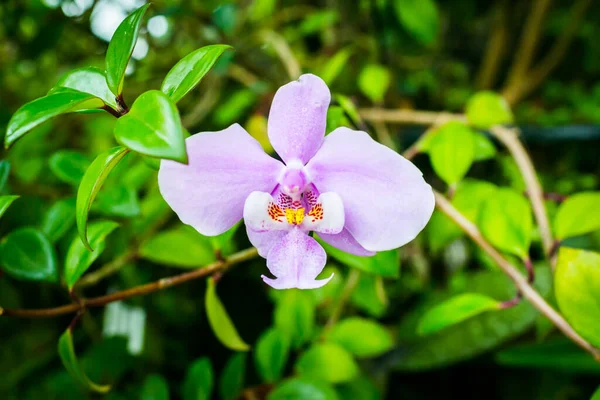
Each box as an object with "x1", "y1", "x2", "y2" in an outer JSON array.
[
  {"x1": 434, "y1": 191, "x2": 600, "y2": 361},
  {"x1": 76, "y1": 250, "x2": 138, "y2": 288},
  {"x1": 1, "y1": 248, "x2": 258, "y2": 318},
  {"x1": 359, "y1": 108, "x2": 464, "y2": 125},
  {"x1": 475, "y1": 0, "x2": 509, "y2": 89},
  {"x1": 260, "y1": 30, "x2": 301, "y2": 80}
]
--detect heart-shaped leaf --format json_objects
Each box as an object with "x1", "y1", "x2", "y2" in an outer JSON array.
[
  {"x1": 114, "y1": 90, "x2": 187, "y2": 163},
  {"x1": 77, "y1": 146, "x2": 129, "y2": 250},
  {"x1": 53, "y1": 67, "x2": 117, "y2": 110},
  {"x1": 65, "y1": 220, "x2": 119, "y2": 290},
  {"x1": 105, "y1": 4, "x2": 150, "y2": 95},
  {"x1": 161, "y1": 44, "x2": 232, "y2": 103},
  {"x1": 205, "y1": 279, "x2": 250, "y2": 351},
  {"x1": 5, "y1": 89, "x2": 103, "y2": 148},
  {"x1": 0, "y1": 227, "x2": 58, "y2": 282}
]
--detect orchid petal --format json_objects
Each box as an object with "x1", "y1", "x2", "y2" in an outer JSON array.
[
  {"x1": 263, "y1": 228, "x2": 332, "y2": 290},
  {"x1": 246, "y1": 227, "x2": 287, "y2": 258},
  {"x1": 268, "y1": 74, "x2": 330, "y2": 164},
  {"x1": 243, "y1": 191, "x2": 290, "y2": 232},
  {"x1": 158, "y1": 124, "x2": 284, "y2": 236},
  {"x1": 302, "y1": 192, "x2": 345, "y2": 235},
  {"x1": 306, "y1": 127, "x2": 435, "y2": 251},
  {"x1": 318, "y1": 229, "x2": 376, "y2": 256}
]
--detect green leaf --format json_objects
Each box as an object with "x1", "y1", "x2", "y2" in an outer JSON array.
[
  {"x1": 394, "y1": 267, "x2": 551, "y2": 371},
  {"x1": 393, "y1": 0, "x2": 439, "y2": 46},
  {"x1": 358, "y1": 64, "x2": 391, "y2": 103},
  {"x1": 334, "y1": 94, "x2": 362, "y2": 127},
  {"x1": 553, "y1": 192, "x2": 600, "y2": 240},
  {"x1": 479, "y1": 188, "x2": 532, "y2": 259},
  {"x1": 219, "y1": 353, "x2": 246, "y2": 400},
  {"x1": 93, "y1": 186, "x2": 141, "y2": 218},
  {"x1": 555, "y1": 247, "x2": 600, "y2": 348},
  {"x1": 417, "y1": 293, "x2": 501, "y2": 336},
  {"x1": 274, "y1": 289, "x2": 315, "y2": 349},
  {"x1": 53, "y1": 67, "x2": 117, "y2": 110},
  {"x1": 254, "y1": 327, "x2": 290, "y2": 383},
  {"x1": 5, "y1": 89, "x2": 103, "y2": 148},
  {"x1": 76, "y1": 146, "x2": 129, "y2": 250},
  {"x1": 105, "y1": 4, "x2": 151, "y2": 95},
  {"x1": 592, "y1": 386, "x2": 600, "y2": 400},
  {"x1": 269, "y1": 378, "x2": 339, "y2": 400},
  {"x1": 183, "y1": 358, "x2": 214, "y2": 400},
  {"x1": 465, "y1": 91, "x2": 513, "y2": 129},
  {"x1": 336, "y1": 376, "x2": 381, "y2": 400},
  {"x1": 58, "y1": 329, "x2": 111, "y2": 393},
  {"x1": 0, "y1": 160, "x2": 10, "y2": 192},
  {"x1": 320, "y1": 48, "x2": 352, "y2": 85},
  {"x1": 495, "y1": 339, "x2": 600, "y2": 374},
  {"x1": 328, "y1": 317, "x2": 394, "y2": 358},
  {"x1": 41, "y1": 198, "x2": 76, "y2": 242},
  {"x1": 49, "y1": 150, "x2": 90, "y2": 185},
  {"x1": 64, "y1": 220, "x2": 119, "y2": 290},
  {"x1": 350, "y1": 274, "x2": 388, "y2": 317},
  {"x1": 317, "y1": 237, "x2": 399, "y2": 278},
  {"x1": 139, "y1": 226, "x2": 216, "y2": 268},
  {"x1": 295, "y1": 343, "x2": 359, "y2": 383},
  {"x1": 205, "y1": 279, "x2": 250, "y2": 351},
  {"x1": 141, "y1": 374, "x2": 170, "y2": 400},
  {"x1": 0, "y1": 195, "x2": 19, "y2": 220},
  {"x1": 161, "y1": 44, "x2": 232, "y2": 103},
  {"x1": 0, "y1": 227, "x2": 57, "y2": 282},
  {"x1": 114, "y1": 90, "x2": 187, "y2": 163},
  {"x1": 428, "y1": 121, "x2": 475, "y2": 185},
  {"x1": 472, "y1": 133, "x2": 497, "y2": 161}
]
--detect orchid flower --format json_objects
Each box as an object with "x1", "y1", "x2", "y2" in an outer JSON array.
[{"x1": 158, "y1": 74, "x2": 435, "y2": 290}]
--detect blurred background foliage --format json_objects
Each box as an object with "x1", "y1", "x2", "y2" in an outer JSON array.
[{"x1": 0, "y1": 0, "x2": 600, "y2": 399}]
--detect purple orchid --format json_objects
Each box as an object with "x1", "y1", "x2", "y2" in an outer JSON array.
[{"x1": 158, "y1": 74, "x2": 435, "y2": 290}]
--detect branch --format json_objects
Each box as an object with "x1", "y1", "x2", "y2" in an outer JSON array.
[
  {"x1": 475, "y1": 0, "x2": 509, "y2": 89},
  {"x1": 359, "y1": 108, "x2": 464, "y2": 125},
  {"x1": 434, "y1": 191, "x2": 600, "y2": 361},
  {"x1": 1, "y1": 248, "x2": 259, "y2": 318}
]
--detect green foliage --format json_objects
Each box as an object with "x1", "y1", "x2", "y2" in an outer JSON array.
[
  {"x1": 417, "y1": 293, "x2": 501, "y2": 336},
  {"x1": 49, "y1": 150, "x2": 90, "y2": 185},
  {"x1": 295, "y1": 343, "x2": 359, "y2": 383},
  {"x1": 358, "y1": 64, "x2": 391, "y2": 103},
  {"x1": 555, "y1": 247, "x2": 600, "y2": 348},
  {"x1": 105, "y1": 4, "x2": 150, "y2": 95},
  {"x1": 58, "y1": 329, "x2": 110, "y2": 393},
  {"x1": 254, "y1": 327, "x2": 290, "y2": 383},
  {"x1": 465, "y1": 91, "x2": 514, "y2": 129},
  {"x1": 205, "y1": 279, "x2": 250, "y2": 351},
  {"x1": 140, "y1": 375, "x2": 170, "y2": 400},
  {"x1": 327, "y1": 317, "x2": 394, "y2": 358},
  {"x1": 53, "y1": 67, "x2": 118, "y2": 110},
  {"x1": 274, "y1": 289, "x2": 315, "y2": 349},
  {"x1": 553, "y1": 192, "x2": 600, "y2": 240},
  {"x1": 393, "y1": 0, "x2": 440, "y2": 45},
  {"x1": 426, "y1": 121, "x2": 475, "y2": 185},
  {"x1": 218, "y1": 353, "x2": 246, "y2": 400},
  {"x1": 268, "y1": 378, "x2": 339, "y2": 400},
  {"x1": 182, "y1": 358, "x2": 213, "y2": 400},
  {"x1": 0, "y1": 227, "x2": 58, "y2": 282},
  {"x1": 114, "y1": 90, "x2": 187, "y2": 163},
  {"x1": 0, "y1": 195, "x2": 19, "y2": 220},
  {"x1": 140, "y1": 226, "x2": 216, "y2": 268}
]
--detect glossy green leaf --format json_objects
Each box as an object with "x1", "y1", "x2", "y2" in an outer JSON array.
[
  {"x1": 65, "y1": 220, "x2": 119, "y2": 290},
  {"x1": 473, "y1": 133, "x2": 497, "y2": 161},
  {"x1": 465, "y1": 91, "x2": 513, "y2": 129},
  {"x1": 393, "y1": 0, "x2": 439, "y2": 46},
  {"x1": 254, "y1": 327, "x2": 290, "y2": 383},
  {"x1": 58, "y1": 329, "x2": 111, "y2": 393},
  {"x1": 0, "y1": 160, "x2": 10, "y2": 192},
  {"x1": 317, "y1": 237, "x2": 399, "y2": 277},
  {"x1": 182, "y1": 358, "x2": 214, "y2": 400},
  {"x1": 5, "y1": 89, "x2": 103, "y2": 148},
  {"x1": 269, "y1": 378, "x2": 339, "y2": 400},
  {"x1": 358, "y1": 64, "x2": 391, "y2": 103},
  {"x1": 495, "y1": 339, "x2": 600, "y2": 374},
  {"x1": 53, "y1": 67, "x2": 117, "y2": 109},
  {"x1": 205, "y1": 279, "x2": 250, "y2": 351},
  {"x1": 141, "y1": 374, "x2": 170, "y2": 400},
  {"x1": 0, "y1": 227, "x2": 57, "y2": 282},
  {"x1": 479, "y1": 188, "x2": 532, "y2": 258},
  {"x1": 49, "y1": 150, "x2": 90, "y2": 185},
  {"x1": 428, "y1": 121, "x2": 475, "y2": 185},
  {"x1": 0, "y1": 195, "x2": 19, "y2": 220},
  {"x1": 161, "y1": 44, "x2": 232, "y2": 103},
  {"x1": 219, "y1": 353, "x2": 246, "y2": 400},
  {"x1": 274, "y1": 289, "x2": 315, "y2": 349},
  {"x1": 328, "y1": 317, "x2": 394, "y2": 358},
  {"x1": 41, "y1": 198, "x2": 76, "y2": 242},
  {"x1": 555, "y1": 247, "x2": 600, "y2": 348},
  {"x1": 295, "y1": 343, "x2": 359, "y2": 383},
  {"x1": 140, "y1": 226, "x2": 216, "y2": 268},
  {"x1": 417, "y1": 293, "x2": 501, "y2": 336},
  {"x1": 394, "y1": 267, "x2": 551, "y2": 371},
  {"x1": 105, "y1": 4, "x2": 150, "y2": 94},
  {"x1": 114, "y1": 90, "x2": 187, "y2": 163},
  {"x1": 76, "y1": 146, "x2": 129, "y2": 250},
  {"x1": 553, "y1": 192, "x2": 600, "y2": 240}
]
